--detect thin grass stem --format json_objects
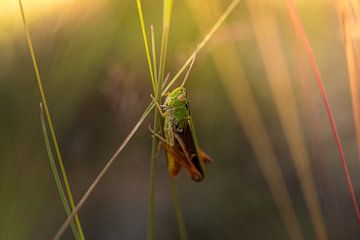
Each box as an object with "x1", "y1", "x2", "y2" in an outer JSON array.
[
  {"x1": 180, "y1": 50, "x2": 197, "y2": 88},
  {"x1": 53, "y1": 102, "x2": 155, "y2": 240},
  {"x1": 148, "y1": 118, "x2": 160, "y2": 240},
  {"x1": 162, "y1": 0, "x2": 241, "y2": 94}
]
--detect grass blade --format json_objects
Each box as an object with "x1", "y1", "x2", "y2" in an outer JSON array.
[
  {"x1": 157, "y1": 0, "x2": 173, "y2": 90},
  {"x1": 18, "y1": 0, "x2": 85, "y2": 238},
  {"x1": 151, "y1": 25, "x2": 158, "y2": 86},
  {"x1": 169, "y1": 178, "x2": 187, "y2": 240},
  {"x1": 148, "y1": 118, "x2": 160, "y2": 240},
  {"x1": 292, "y1": 29, "x2": 343, "y2": 239},
  {"x1": 40, "y1": 103, "x2": 81, "y2": 240},
  {"x1": 136, "y1": 0, "x2": 156, "y2": 92},
  {"x1": 147, "y1": 0, "x2": 173, "y2": 239}
]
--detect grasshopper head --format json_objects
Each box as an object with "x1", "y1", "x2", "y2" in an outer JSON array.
[{"x1": 165, "y1": 87, "x2": 187, "y2": 107}]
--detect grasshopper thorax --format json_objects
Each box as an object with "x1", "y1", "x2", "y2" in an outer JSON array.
[{"x1": 163, "y1": 87, "x2": 190, "y2": 135}]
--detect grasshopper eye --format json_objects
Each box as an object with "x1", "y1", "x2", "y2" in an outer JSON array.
[{"x1": 177, "y1": 93, "x2": 186, "y2": 101}]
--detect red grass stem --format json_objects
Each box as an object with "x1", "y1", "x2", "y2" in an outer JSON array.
[{"x1": 285, "y1": 0, "x2": 360, "y2": 225}]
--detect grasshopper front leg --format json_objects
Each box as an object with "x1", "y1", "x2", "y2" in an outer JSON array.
[
  {"x1": 150, "y1": 94, "x2": 167, "y2": 117},
  {"x1": 148, "y1": 125, "x2": 168, "y2": 159}
]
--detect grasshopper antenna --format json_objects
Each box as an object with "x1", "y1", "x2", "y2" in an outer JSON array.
[{"x1": 180, "y1": 45, "x2": 199, "y2": 88}]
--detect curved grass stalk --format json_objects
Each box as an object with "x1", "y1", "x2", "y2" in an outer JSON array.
[
  {"x1": 18, "y1": 1, "x2": 85, "y2": 239},
  {"x1": 52, "y1": 1, "x2": 241, "y2": 238},
  {"x1": 285, "y1": 0, "x2": 360, "y2": 224},
  {"x1": 40, "y1": 103, "x2": 81, "y2": 240}
]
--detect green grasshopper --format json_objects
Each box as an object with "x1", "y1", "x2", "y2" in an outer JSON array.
[{"x1": 151, "y1": 55, "x2": 212, "y2": 181}]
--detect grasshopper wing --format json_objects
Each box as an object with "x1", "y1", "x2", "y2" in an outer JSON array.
[
  {"x1": 164, "y1": 142, "x2": 203, "y2": 181},
  {"x1": 178, "y1": 122, "x2": 206, "y2": 181}
]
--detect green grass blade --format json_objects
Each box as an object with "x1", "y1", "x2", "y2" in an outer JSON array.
[
  {"x1": 40, "y1": 103, "x2": 81, "y2": 240},
  {"x1": 148, "y1": 119, "x2": 159, "y2": 240},
  {"x1": 136, "y1": 0, "x2": 156, "y2": 92},
  {"x1": 151, "y1": 25, "x2": 158, "y2": 87},
  {"x1": 18, "y1": 1, "x2": 85, "y2": 239},
  {"x1": 169, "y1": 178, "x2": 187, "y2": 240},
  {"x1": 147, "y1": 1, "x2": 173, "y2": 239}
]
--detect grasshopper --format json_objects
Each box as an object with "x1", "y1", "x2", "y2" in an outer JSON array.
[{"x1": 151, "y1": 54, "x2": 212, "y2": 181}]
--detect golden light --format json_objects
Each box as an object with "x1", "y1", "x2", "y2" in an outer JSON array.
[
  {"x1": 0, "y1": 0, "x2": 77, "y2": 22},
  {"x1": 0, "y1": 0, "x2": 106, "y2": 39},
  {"x1": 0, "y1": 0, "x2": 105, "y2": 77}
]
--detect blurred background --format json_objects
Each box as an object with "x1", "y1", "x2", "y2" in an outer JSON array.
[{"x1": 1, "y1": 0, "x2": 360, "y2": 239}]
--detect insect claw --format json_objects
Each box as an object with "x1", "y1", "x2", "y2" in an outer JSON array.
[
  {"x1": 154, "y1": 141, "x2": 163, "y2": 158},
  {"x1": 148, "y1": 125, "x2": 167, "y2": 143},
  {"x1": 148, "y1": 125, "x2": 156, "y2": 134},
  {"x1": 150, "y1": 95, "x2": 167, "y2": 116}
]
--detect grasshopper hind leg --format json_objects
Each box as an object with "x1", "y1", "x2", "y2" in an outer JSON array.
[
  {"x1": 148, "y1": 125, "x2": 168, "y2": 143},
  {"x1": 198, "y1": 149, "x2": 212, "y2": 164},
  {"x1": 148, "y1": 125, "x2": 183, "y2": 179},
  {"x1": 167, "y1": 152, "x2": 181, "y2": 178}
]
